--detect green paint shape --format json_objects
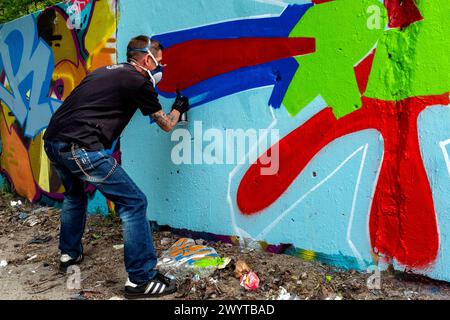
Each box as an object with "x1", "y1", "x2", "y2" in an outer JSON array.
[
  {"x1": 283, "y1": 0, "x2": 387, "y2": 118},
  {"x1": 193, "y1": 257, "x2": 225, "y2": 268},
  {"x1": 365, "y1": 0, "x2": 450, "y2": 100}
]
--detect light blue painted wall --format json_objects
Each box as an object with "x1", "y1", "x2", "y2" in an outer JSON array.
[
  {"x1": 418, "y1": 106, "x2": 450, "y2": 282},
  {"x1": 118, "y1": 0, "x2": 385, "y2": 270}
]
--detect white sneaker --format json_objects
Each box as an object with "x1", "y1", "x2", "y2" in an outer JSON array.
[
  {"x1": 59, "y1": 253, "x2": 83, "y2": 271},
  {"x1": 124, "y1": 272, "x2": 177, "y2": 299}
]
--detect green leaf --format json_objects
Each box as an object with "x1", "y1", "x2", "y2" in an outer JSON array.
[{"x1": 0, "y1": 0, "x2": 61, "y2": 24}]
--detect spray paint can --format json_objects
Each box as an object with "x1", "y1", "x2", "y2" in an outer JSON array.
[
  {"x1": 179, "y1": 111, "x2": 188, "y2": 124},
  {"x1": 176, "y1": 89, "x2": 188, "y2": 125}
]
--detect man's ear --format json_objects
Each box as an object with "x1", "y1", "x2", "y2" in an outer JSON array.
[{"x1": 144, "y1": 54, "x2": 152, "y2": 68}]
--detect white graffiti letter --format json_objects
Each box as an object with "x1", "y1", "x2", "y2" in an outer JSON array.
[
  {"x1": 171, "y1": 128, "x2": 192, "y2": 165},
  {"x1": 204, "y1": 128, "x2": 224, "y2": 165},
  {"x1": 366, "y1": 265, "x2": 381, "y2": 290},
  {"x1": 259, "y1": 129, "x2": 280, "y2": 176},
  {"x1": 66, "y1": 265, "x2": 81, "y2": 290},
  {"x1": 367, "y1": 5, "x2": 382, "y2": 30}
]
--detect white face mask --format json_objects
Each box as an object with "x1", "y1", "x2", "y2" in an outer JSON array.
[
  {"x1": 129, "y1": 50, "x2": 163, "y2": 87},
  {"x1": 149, "y1": 65, "x2": 163, "y2": 87}
]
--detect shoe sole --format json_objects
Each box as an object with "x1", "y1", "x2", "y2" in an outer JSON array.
[{"x1": 124, "y1": 287, "x2": 177, "y2": 300}]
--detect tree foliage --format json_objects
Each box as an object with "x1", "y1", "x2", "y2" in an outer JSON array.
[{"x1": 0, "y1": 0, "x2": 62, "y2": 24}]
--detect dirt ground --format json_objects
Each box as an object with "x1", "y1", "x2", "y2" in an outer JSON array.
[{"x1": 1, "y1": 192, "x2": 450, "y2": 300}]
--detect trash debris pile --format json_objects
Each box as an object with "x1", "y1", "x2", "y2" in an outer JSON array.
[
  {"x1": 240, "y1": 271, "x2": 260, "y2": 291},
  {"x1": 274, "y1": 287, "x2": 301, "y2": 300},
  {"x1": 9, "y1": 200, "x2": 53, "y2": 229},
  {"x1": 2, "y1": 193, "x2": 450, "y2": 300},
  {"x1": 234, "y1": 260, "x2": 260, "y2": 291},
  {"x1": 157, "y1": 238, "x2": 231, "y2": 280}
]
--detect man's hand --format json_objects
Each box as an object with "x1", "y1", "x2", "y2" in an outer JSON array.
[
  {"x1": 151, "y1": 109, "x2": 180, "y2": 132},
  {"x1": 171, "y1": 90, "x2": 189, "y2": 115},
  {"x1": 152, "y1": 92, "x2": 189, "y2": 132}
]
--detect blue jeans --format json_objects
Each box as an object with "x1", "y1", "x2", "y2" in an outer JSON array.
[{"x1": 43, "y1": 140, "x2": 157, "y2": 284}]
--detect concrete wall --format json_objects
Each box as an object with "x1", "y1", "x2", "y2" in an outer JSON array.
[{"x1": 1, "y1": 0, "x2": 449, "y2": 281}]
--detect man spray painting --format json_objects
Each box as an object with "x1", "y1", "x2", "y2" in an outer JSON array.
[{"x1": 43, "y1": 35, "x2": 189, "y2": 298}]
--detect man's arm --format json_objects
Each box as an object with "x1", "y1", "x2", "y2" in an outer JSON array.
[
  {"x1": 151, "y1": 109, "x2": 181, "y2": 132},
  {"x1": 151, "y1": 91, "x2": 189, "y2": 132}
]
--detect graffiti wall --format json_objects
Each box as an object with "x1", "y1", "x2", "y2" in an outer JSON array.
[
  {"x1": 0, "y1": 0, "x2": 449, "y2": 282},
  {"x1": 0, "y1": 0, "x2": 118, "y2": 212},
  {"x1": 118, "y1": 0, "x2": 450, "y2": 281}
]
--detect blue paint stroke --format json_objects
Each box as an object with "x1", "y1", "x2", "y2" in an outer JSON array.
[
  {"x1": 159, "y1": 58, "x2": 299, "y2": 110},
  {"x1": 154, "y1": 4, "x2": 312, "y2": 47},
  {"x1": 153, "y1": 4, "x2": 312, "y2": 111},
  {"x1": 0, "y1": 14, "x2": 61, "y2": 138}
]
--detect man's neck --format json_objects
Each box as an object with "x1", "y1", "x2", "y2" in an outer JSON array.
[{"x1": 127, "y1": 61, "x2": 148, "y2": 77}]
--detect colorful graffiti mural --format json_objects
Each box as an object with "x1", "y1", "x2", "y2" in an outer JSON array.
[
  {"x1": 118, "y1": 0, "x2": 449, "y2": 281},
  {"x1": 0, "y1": 0, "x2": 118, "y2": 211},
  {"x1": 0, "y1": 0, "x2": 449, "y2": 282}
]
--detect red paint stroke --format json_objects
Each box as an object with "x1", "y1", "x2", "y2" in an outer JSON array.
[
  {"x1": 158, "y1": 37, "x2": 315, "y2": 93},
  {"x1": 312, "y1": 0, "x2": 334, "y2": 4},
  {"x1": 384, "y1": 0, "x2": 423, "y2": 28},
  {"x1": 354, "y1": 49, "x2": 376, "y2": 95},
  {"x1": 237, "y1": 93, "x2": 449, "y2": 268}
]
